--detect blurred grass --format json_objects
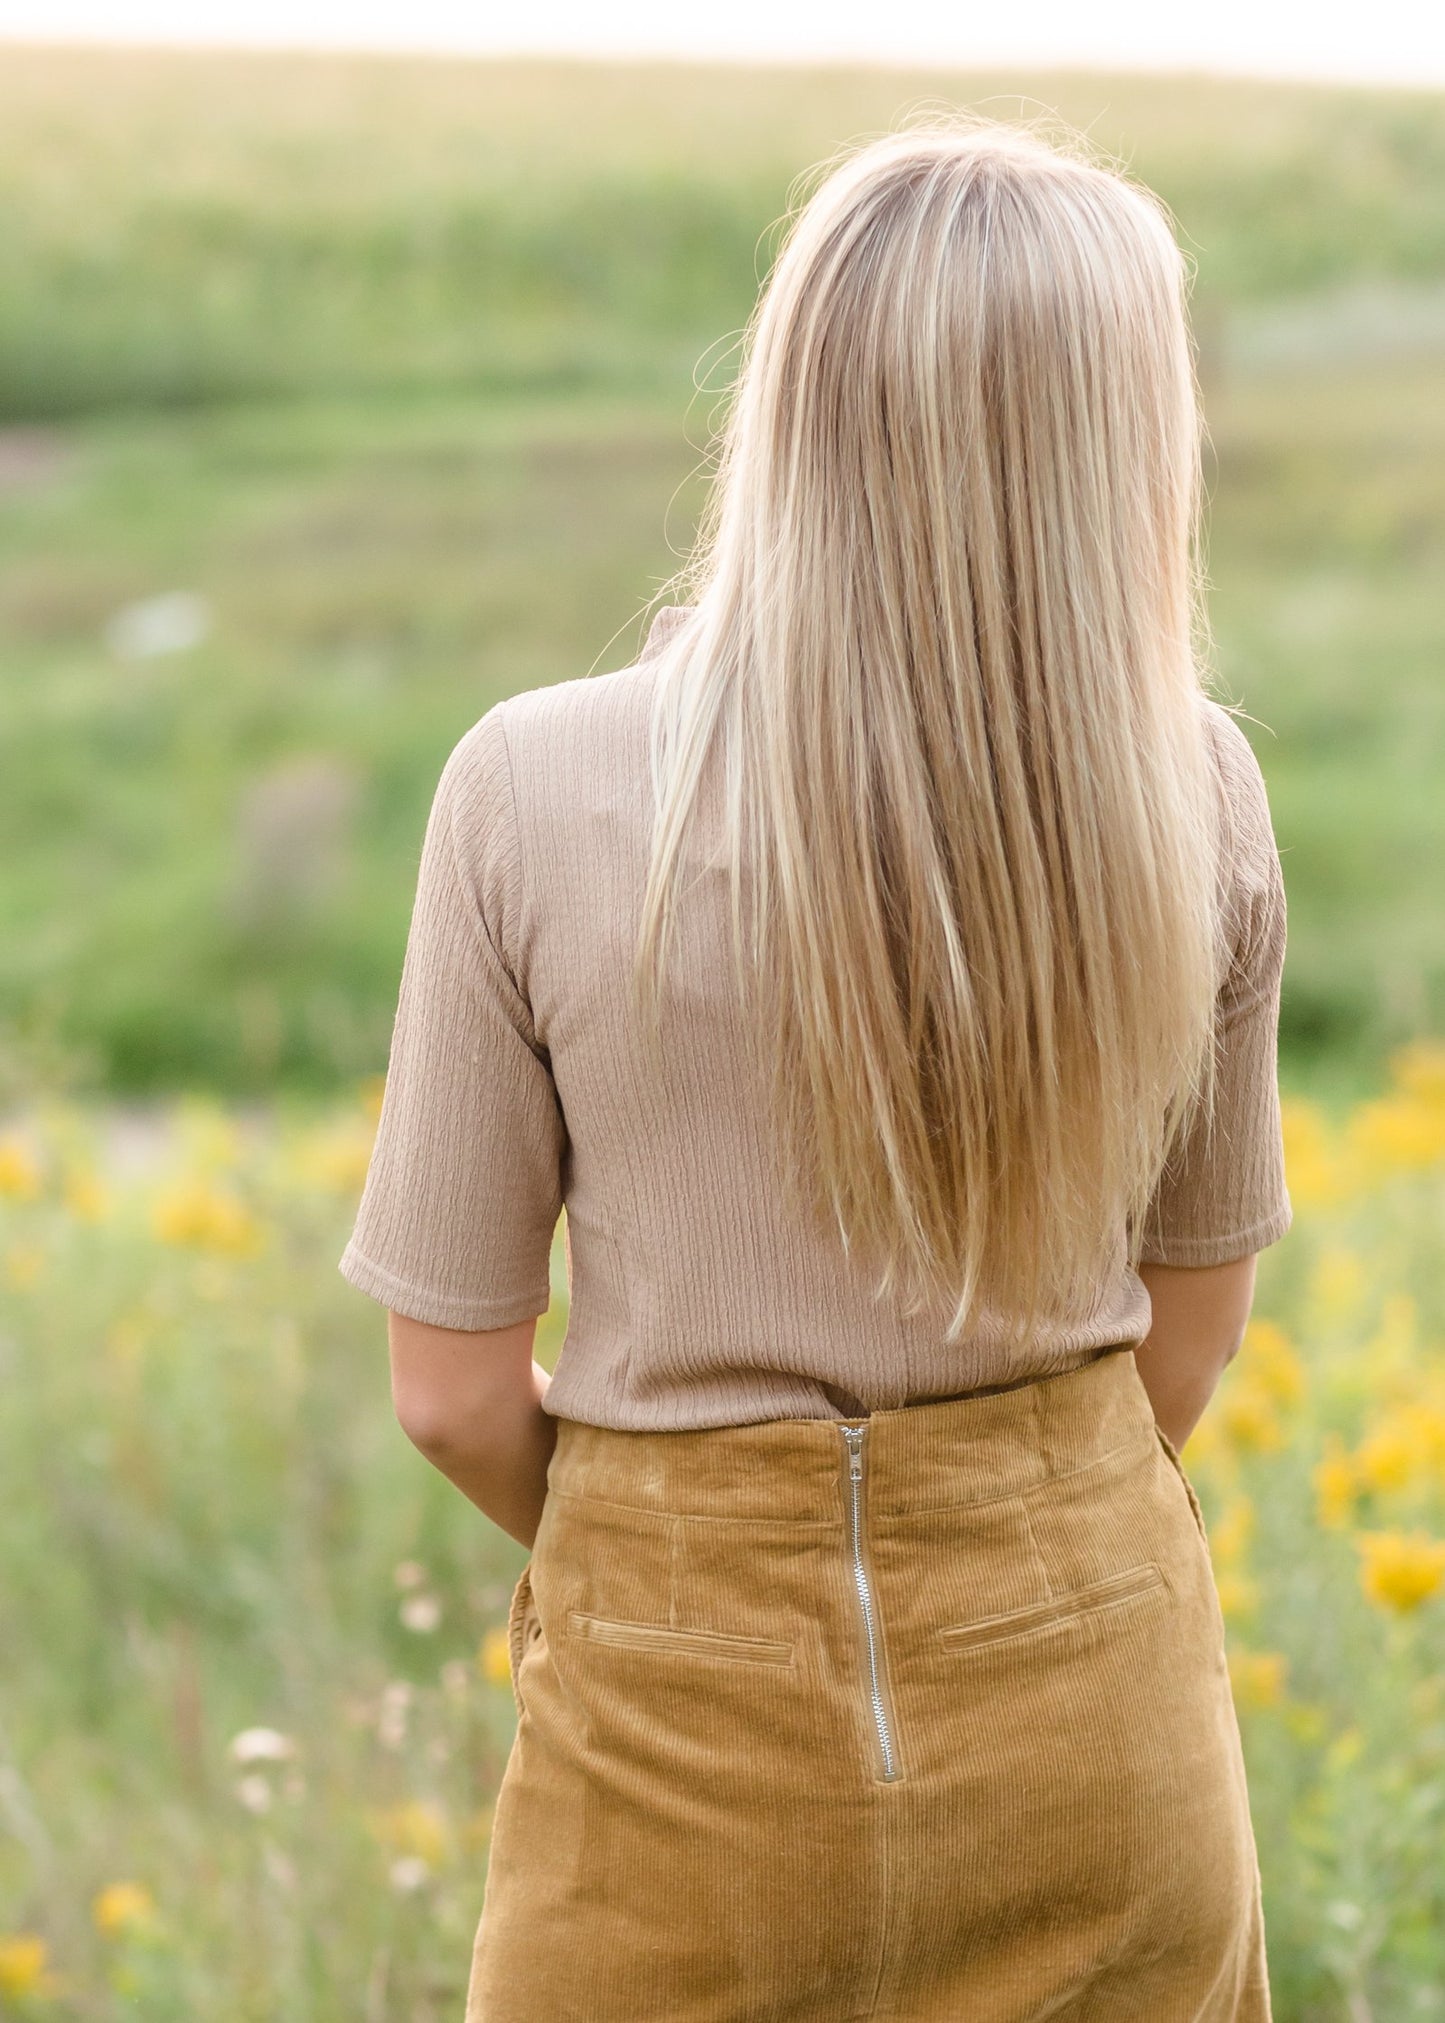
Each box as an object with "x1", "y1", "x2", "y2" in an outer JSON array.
[
  {"x1": 0, "y1": 1088, "x2": 550, "y2": 2019},
  {"x1": 3, "y1": 1062, "x2": 1445, "y2": 2014},
  {"x1": 2, "y1": 50, "x2": 1445, "y2": 2019},
  {"x1": 0, "y1": 390, "x2": 702, "y2": 1096},
  {"x1": 2, "y1": 49, "x2": 1444, "y2": 415},
  {"x1": 0, "y1": 47, "x2": 1441, "y2": 1101}
]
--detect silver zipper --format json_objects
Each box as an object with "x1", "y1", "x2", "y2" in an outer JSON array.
[{"x1": 840, "y1": 1424, "x2": 900, "y2": 1781}]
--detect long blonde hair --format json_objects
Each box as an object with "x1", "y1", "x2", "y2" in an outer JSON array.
[{"x1": 632, "y1": 112, "x2": 1230, "y2": 1353}]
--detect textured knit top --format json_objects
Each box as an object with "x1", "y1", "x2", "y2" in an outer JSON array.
[{"x1": 339, "y1": 605, "x2": 1294, "y2": 1430}]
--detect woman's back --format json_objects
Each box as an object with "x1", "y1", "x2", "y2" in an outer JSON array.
[
  {"x1": 339, "y1": 602, "x2": 1292, "y2": 1430},
  {"x1": 345, "y1": 114, "x2": 1290, "y2": 2020}
]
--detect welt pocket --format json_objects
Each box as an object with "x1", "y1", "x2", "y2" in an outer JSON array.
[
  {"x1": 936, "y1": 1562, "x2": 1165, "y2": 1655},
  {"x1": 567, "y1": 1610, "x2": 796, "y2": 1668}
]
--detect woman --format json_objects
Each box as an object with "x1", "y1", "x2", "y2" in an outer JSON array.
[{"x1": 340, "y1": 113, "x2": 1291, "y2": 2022}]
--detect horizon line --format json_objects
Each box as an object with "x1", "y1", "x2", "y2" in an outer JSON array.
[{"x1": 0, "y1": 32, "x2": 1441, "y2": 96}]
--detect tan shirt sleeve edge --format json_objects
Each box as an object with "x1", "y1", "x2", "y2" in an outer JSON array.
[
  {"x1": 337, "y1": 704, "x2": 567, "y2": 1329},
  {"x1": 1134, "y1": 1197, "x2": 1294, "y2": 1270},
  {"x1": 338, "y1": 1237, "x2": 554, "y2": 1331}
]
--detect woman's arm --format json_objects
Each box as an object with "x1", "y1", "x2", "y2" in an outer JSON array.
[
  {"x1": 1132, "y1": 1253, "x2": 1259, "y2": 1451},
  {"x1": 387, "y1": 1310, "x2": 558, "y2": 1549}
]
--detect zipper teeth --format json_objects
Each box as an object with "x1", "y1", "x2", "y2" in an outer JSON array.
[{"x1": 842, "y1": 1426, "x2": 899, "y2": 1780}]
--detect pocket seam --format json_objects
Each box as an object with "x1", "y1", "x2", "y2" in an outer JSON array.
[
  {"x1": 506, "y1": 1561, "x2": 539, "y2": 1716},
  {"x1": 567, "y1": 1610, "x2": 796, "y2": 1668},
  {"x1": 1153, "y1": 1422, "x2": 1210, "y2": 1545},
  {"x1": 936, "y1": 1561, "x2": 1164, "y2": 1654}
]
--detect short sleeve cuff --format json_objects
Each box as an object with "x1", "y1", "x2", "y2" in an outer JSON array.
[
  {"x1": 1135, "y1": 1197, "x2": 1294, "y2": 1269},
  {"x1": 338, "y1": 1239, "x2": 552, "y2": 1330}
]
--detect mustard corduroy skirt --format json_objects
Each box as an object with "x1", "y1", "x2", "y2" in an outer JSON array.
[{"x1": 466, "y1": 1346, "x2": 1271, "y2": 2021}]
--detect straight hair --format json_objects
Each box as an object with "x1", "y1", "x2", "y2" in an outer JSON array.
[{"x1": 632, "y1": 113, "x2": 1230, "y2": 1353}]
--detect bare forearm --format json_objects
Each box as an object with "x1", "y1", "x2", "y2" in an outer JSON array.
[
  {"x1": 386, "y1": 1311, "x2": 560, "y2": 1546},
  {"x1": 410, "y1": 1358, "x2": 557, "y2": 1548},
  {"x1": 1130, "y1": 1334, "x2": 1227, "y2": 1451},
  {"x1": 1132, "y1": 1255, "x2": 1257, "y2": 1451}
]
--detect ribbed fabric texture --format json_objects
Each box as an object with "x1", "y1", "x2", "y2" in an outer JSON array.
[
  {"x1": 466, "y1": 1346, "x2": 1273, "y2": 2018},
  {"x1": 339, "y1": 607, "x2": 1293, "y2": 1430}
]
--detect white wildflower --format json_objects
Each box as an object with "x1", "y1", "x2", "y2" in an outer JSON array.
[
  {"x1": 106, "y1": 591, "x2": 211, "y2": 660},
  {"x1": 229, "y1": 1727, "x2": 297, "y2": 1765},
  {"x1": 235, "y1": 1774, "x2": 274, "y2": 1815},
  {"x1": 400, "y1": 1593, "x2": 442, "y2": 1634}
]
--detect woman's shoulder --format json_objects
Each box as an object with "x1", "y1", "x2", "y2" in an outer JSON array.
[
  {"x1": 1197, "y1": 693, "x2": 1284, "y2": 885},
  {"x1": 435, "y1": 633, "x2": 667, "y2": 883},
  {"x1": 445, "y1": 624, "x2": 668, "y2": 787},
  {"x1": 1196, "y1": 695, "x2": 1288, "y2": 1007}
]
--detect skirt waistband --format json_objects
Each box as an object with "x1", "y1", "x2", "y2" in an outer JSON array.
[{"x1": 545, "y1": 1346, "x2": 1155, "y2": 1524}]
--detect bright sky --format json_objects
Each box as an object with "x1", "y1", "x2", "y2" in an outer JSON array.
[{"x1": 0, "y1": 0, "x2": 1442, "y2": 89}]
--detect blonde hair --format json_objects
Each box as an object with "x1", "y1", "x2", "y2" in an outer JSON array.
[{"x1": 632, "y1": 112, "x2": 1230, "y2": 1353}]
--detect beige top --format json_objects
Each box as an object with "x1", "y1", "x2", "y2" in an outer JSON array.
[{"x1": 339, "y1": 606, "x2": 1293, "y2": 1429}]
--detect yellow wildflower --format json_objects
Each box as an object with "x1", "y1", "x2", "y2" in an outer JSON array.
[
  {"x1": 479, "y1": 1626, "x2": 513, "y2": 1687},
  {"x1": 1241, "y1": 1318, "x2": 1306, "y2": 1410},
  {"x1": 92, "y1": 1882, "x2": 156, "y2": 1938},
  {"x1": 0, "y1": 1933, "x2": 53, "y2": 1996},
  {"x1": 0, "y1": 1135, "x2": 42, "y2": 1200},
  {"x1": 1214, "y1": 1570, "x2": 1259, "y2": 1619},
  {"x1": 366, "y1": 1800, "x2": 449, "y2": 1869},
  {"x1": 1354, "y1": 1406, "x2": 1439, "y2": 1498},
  {"x1": 1209, "y1": 1493, "x2": 1255, "y2": 1568},
  {"x1": 1346, "y1": 1094, "x2": 1445, "y2": 1178},
  {"x1": 1313, "y1": 1435, "x2": 1357, "y2": 1530},
  {"x1": 1280, "y1": 1097, "x2": 1348, "y2": 1207},
  {"x1": 1179, "y1": 1410, "x2": 1225, "y2": 1472},
  {"x1": 1388, "y1": 1038, "x2": 1445, "y2": 1109},
  {"x1": 289, "y1": 1121, "x2": 374, "y2": 1194},
  {"x1": 1218, "y1": 1381, "x2": 1285, "y2": 1454},
  {"x1": 151, "y1": 1180, "x2": 264, "y2": 1257},
  {"x1": 1227, "y1": 1647, "x2": 1288, "y2": 1709},
  {"x1": 63, "y1": 1167, "x2": 110, "y2": 1222},
  {"x1": 1356, "y1": 1529, "x2": 1445, "y2": 1612},
  {"x1": 1418, "y1": 1399, "x2": 1445, "y2": 1468}
]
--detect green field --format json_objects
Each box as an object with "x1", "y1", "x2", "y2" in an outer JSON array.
[
  {"x1": 0, "y1": 46, "x2": 1443, "y2": 1097},
  {"x1": 1, "y1": 44, "x2": 1444, "y2": 2022},
  {"x1": 1, "y1": 1065, "x2": 1443, "y2": 2017}
]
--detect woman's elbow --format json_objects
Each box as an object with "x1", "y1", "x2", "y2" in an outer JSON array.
[
  {"x1": 385, "y1": 1307, "x2": 539, "y2": 1454},
  {"x1": 391, "y1": 1381, "x2": 461, "y2": 1456}
]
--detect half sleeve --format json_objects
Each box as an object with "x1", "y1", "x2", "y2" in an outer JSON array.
[
  {"x1": 338, "y1": 707, "x2": 565, "y2": 1328},
  {"x1": 1132, "y1": 717, "x2": 1294, "y2": 1269}
]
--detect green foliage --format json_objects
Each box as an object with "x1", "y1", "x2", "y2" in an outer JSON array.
[
  {"x1": 0, "y1": 48, "x2": 1441, "y2": 1096},
  {"x1": 1, "y1": 1073, "x2": 1444, "y2": 2013},
  {"x1": 1, "y1": 50, "x2": 1444, "y2": 418},
  {"x1": 0, "y1": 1095, "x2": 558, "y2": 2018}
]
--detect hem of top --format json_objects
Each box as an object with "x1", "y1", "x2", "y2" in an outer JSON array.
[
  {"x1": 337, "y1": 1240, "x2": 551, "y2": 1330},
  {"x1": 1135, "y1": 1199, "x2": 1294, "y2": 1269}
]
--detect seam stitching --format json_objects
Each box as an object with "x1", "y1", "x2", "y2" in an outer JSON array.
[
  {"x1": 936, "y1": 1563, "x2": 1164, "y2": 1650},
  {"x1": 566, "y1": 1610, "x2": 796, "y2": 1667}
]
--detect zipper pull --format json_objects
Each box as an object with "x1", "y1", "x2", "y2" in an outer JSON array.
[{"x1": 844, "y1": 1428, "x2": 863, "y2": 1480}]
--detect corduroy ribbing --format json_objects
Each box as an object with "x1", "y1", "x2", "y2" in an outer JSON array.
[{"x1": 465, "y1": 1346, "x2": 1274, "y2": 2018}]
